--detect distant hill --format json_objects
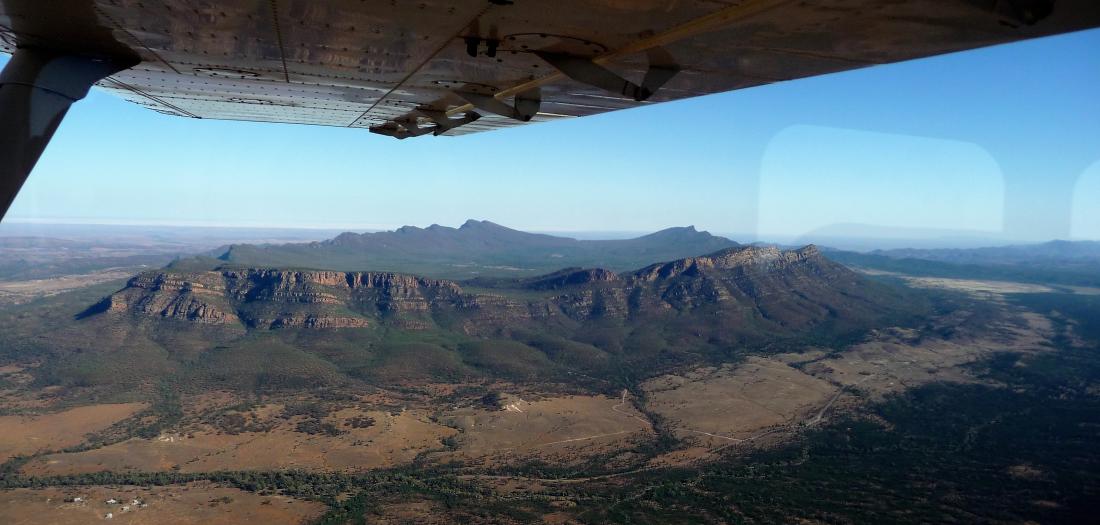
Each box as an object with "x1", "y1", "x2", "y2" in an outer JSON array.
[
  {"x1": 214, "y1": 220, "x2": 739, "y2": 279},
  {"x1": 874, "y1": 240, "x2": 1100, "y2": 266},
  {"x1": 826, "y1": 240, "x2": 1100, "y2": 287}
]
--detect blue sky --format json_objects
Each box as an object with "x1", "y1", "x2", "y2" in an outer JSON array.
[{"x1": 4, "y1": 28, "x2": 1099, "y2": 241}]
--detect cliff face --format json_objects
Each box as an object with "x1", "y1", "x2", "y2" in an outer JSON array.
[
  {"x1": 105, "y1": 269, "x2": 463, "y2": 329},
  {"x1": 97, "y1": 245, "x2": 886, "y2": 335},
  {"x1": 107, "y1": 272, "x2": 239, "y2": 325},
  {"x1": 628, "y1": 245, "x2": 822, "y2": 282}
]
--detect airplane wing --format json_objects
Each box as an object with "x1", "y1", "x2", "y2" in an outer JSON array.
[{"x1": 3, "y1": 0, "x2": 1100, "y2": 140}]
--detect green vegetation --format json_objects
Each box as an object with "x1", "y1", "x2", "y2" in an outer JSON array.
[
  {"x1": 571, "y1": 358, "x2": 1100, "y2": 523},
  {"x1": 566, "y1": 292, "x2": 1100, "y2": 524},
  {"x1": 1010, "y1": 291, "x2": 1100, "y2": 344},
  {"x1": 457, "y1": 340, "x2": 557, "y2": 380}
]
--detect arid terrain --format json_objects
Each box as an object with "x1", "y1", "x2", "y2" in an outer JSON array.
[
  {"x1": 3, "y1": 285, "x2": 1082, "y2": 521},
  {"x1": 1, "y1": 483, "x2": 325, "y2": 525},
  {"x1": 0, "y1": 403, "x2": 147, "y2": 461},
  {"x1": 0, "y1": 269, "x2": 138, "y2": 306},
  {"x1": 2, "y1": 227, "x2": 1098, "y2": 523}
]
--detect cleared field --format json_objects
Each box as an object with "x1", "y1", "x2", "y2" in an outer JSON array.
[
  {"x1": 441, "y1": 394, "x2": 652, "y2": 464},
  {"x1": 0, "y1": 482, "x2": 324, "y2": 524},
  {"x1": 643, "y1": 357, "x2": 837, "y2": 448},
  {"x1": 21, "y1": 407, "x2": 454, "y2": 476},
  {"x1": 857, "y1": 269, "x2": 1100, "y2": 298},
  {"x1": 0, "y1": 403, "x2": 146, "y2": 461},
  {"x1": 0, "y1": 269, "x2": 137, "y2": 305}
]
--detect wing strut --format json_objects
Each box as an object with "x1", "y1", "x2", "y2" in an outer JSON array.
[
  {"x1": 0, "y1": 47, "x2": 137, "y2": 219},
  {"x1": 535, "y1": 47, "x2": 680, "y2": 101}
]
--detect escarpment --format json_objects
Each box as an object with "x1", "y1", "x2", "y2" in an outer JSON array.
[
  {"x1": 93, "y1": 245, "x2": 892, "y2": 335},
  {"x1": 101, "y1": 268, "x2": 464, "y2": 329}
]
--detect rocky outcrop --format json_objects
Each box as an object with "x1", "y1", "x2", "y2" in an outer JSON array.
[
  {"x1": 628, "y1": 245, "x2": 820, "y2": 283},
  {"x1": 106, "y1": 273, "x2": 237, "y2": 324}
]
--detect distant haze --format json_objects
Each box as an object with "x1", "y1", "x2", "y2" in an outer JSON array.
[{"x1": 0, "y1": 219, "x2": 1077, "y2": 252}]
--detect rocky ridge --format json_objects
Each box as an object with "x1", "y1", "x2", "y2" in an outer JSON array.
[
  {"x1": 94, "y1": 245, "x2": 889, "y2": 336},
  {"x1": 104, "y1": 268, "x2": 462, "y2": 329}
]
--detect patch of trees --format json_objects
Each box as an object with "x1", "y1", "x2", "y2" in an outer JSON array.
[
  {"x1": 573, "y1": 347, "x2": 1100, "y2": 524},
  {"x1": 478, "y1": 391, "x2": 501, "y2": 409},
  {"x1": 344, "y1": 416, "x2": 375, "y2": 429},
  {"x1": 212, "y1": 412, "x2": 276, "y2": 435},
  {"x1": 295, "y1": 419, "x2": 345, "y2": 436},
  {"x1": 279, "y1": 401, "x2": 331, "y2": 420}
]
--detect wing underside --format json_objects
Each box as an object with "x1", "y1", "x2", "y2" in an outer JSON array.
[{"x1": 2, "y1": 0, "x2": 1098, "y2": 138}]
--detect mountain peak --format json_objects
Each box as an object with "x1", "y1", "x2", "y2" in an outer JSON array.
[
  {"x1": 630, "y1": 244, "x2": 825, "y2": 282},
  {"x1": 795, "y1": 244, "x2": 821, "y2": 256},
  {"x1": 637, "y1": 225, "x2": 731, "y2": 243},
  {"x1": 704, "y1": 244, "x2": 821, "y2": 266},
  {"x1": 647, "y1": 225, "x2": 699, "y2": 235},
  {"x1": 460, "y1": 219, "x2": 501, "y2": 230}
]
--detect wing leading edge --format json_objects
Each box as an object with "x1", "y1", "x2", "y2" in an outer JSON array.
[{"x1": 1, "y1": 0, "x2": 1099, "y2": 140}]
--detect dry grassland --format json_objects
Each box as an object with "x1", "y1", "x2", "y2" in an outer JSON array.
[
  {"x1": 0, "y1": 403, "x2": 146, "y2": 461},
  {"x1": 439, "y1": 394, "x2": 652, "y2": 465},
  {"x1": 22, "y1": 406, "x2": 453, "y2": 476},
  {"x1": 643, "y1": 357, "x2": 836, "y2": 448},
  {"x1": 0, "y1": 482, "x2": 324, "y2": 524}
]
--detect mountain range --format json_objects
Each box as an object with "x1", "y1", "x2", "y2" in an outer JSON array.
[
  {"x1": 99, "y1": 245, "x2": 878, "y2": 334},
  {"x1": 213, "y1": 220, "x2": 740, "y2": 279},
  {"x1": 872, "y1": 240, "x2": 1100, "y2": 266},
  {"x1": 827, "y1": 240, "x2": 1100, "y2": 287},
  {"x1": 16, "y1": 242, "x2": 917, "y2": 394}
]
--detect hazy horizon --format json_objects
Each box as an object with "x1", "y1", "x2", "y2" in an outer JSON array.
[{"x1": 2, "y1": 217, "x2": 1092, "y2": 252}]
